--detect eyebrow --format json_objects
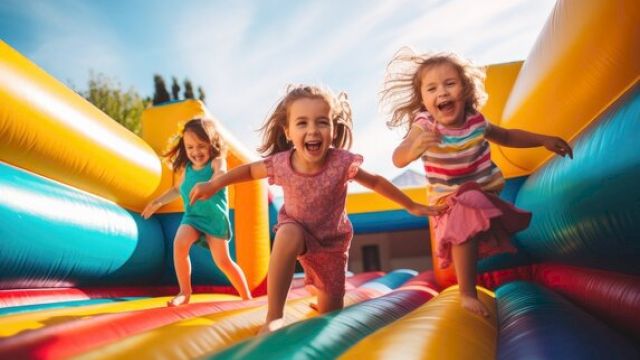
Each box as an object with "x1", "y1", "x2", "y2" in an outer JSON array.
[{"x1": 424, "y1": 78, "x2": 457, "y2": 86}]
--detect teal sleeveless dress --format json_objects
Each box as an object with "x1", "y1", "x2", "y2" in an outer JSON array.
[{"x1": 179, "y1": 161, "x2": 231, "y2": 247}]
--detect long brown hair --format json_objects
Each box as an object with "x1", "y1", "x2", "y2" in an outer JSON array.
[
  {"x1": 381, "y1": 47, "x2": 487, "y2": 133},
  {"x1": 164, "y1": 118, "x2": 226, "y2": 170},
  {"x1": 257, "y1": 84, "x2": 353, "y2": 157}
]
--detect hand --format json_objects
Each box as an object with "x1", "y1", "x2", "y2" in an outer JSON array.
[
  {"x1": 141, "y1": 201, "x2": 162, "y2": 219},
  {"x1": 189, "y1": 181, "x2": 218, "y2": 205},
  {"x1": 408, "y1": 202, "x2": 448, "y2": 217},
  {"x1": 543, "y1": 136, "x2": 573, "y2": 159},
  {"x1": 411, "y1": 129, "x2": 441, "y2": 156}
]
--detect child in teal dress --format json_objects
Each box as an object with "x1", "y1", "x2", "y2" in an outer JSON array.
[{"x1": 142, "y1": 118, "x2": 252, "y2": 306}]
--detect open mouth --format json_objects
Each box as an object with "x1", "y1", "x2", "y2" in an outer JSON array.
[
  {"x1": 437, "y1": 100, "x2": 455, "y2": 112},
  {"x1": 304, "y1": 140, "x2": 322, "y2": 152}
]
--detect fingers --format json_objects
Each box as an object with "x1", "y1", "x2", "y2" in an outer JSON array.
[
  {"x1": 565, "y1": 144, "x2": 573, "y2": 159},
  {"x1": 415, "y1": 204, "x2": 447, "y2": 216},
  {"x1": 557, "y1": 143, "x2": 573, "y2": 158},
  {"x1": 141, "y1": 205, "x2": 152, "y2": 219},
  {"x1": 419, "y1": 131, "x2": 441, "y2": 150},
  {"x1": 551, "y1": 138, "x2": 573, "y2": 159},
  {"x1": 189, "y1": 186, "x2": 202, "y2": 205}
]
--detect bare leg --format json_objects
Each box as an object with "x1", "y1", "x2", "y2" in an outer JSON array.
[
  {"x1": 208, "y1": 236, "x2": 253, "y2": 300},
  {"x1": 169, "y1": 225, "x2": 200, "y2": 307},
  {"x1": 258, "y1": 223, "x2": 305, "y2": 334},
  {"x1": 451, "y1": 237, "x2": 490, "y2": 317},
  {"x1": 315, "y1": 290, "x2": 343, "y2": 314}
]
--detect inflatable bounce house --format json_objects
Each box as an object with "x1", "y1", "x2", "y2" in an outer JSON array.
[{"x1": 1, "y1": 1, "x2": 638, "y2": 358}]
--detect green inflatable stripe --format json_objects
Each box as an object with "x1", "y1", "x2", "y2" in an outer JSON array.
[
  {"x1": 514, "y1": 87, "x2": 640, "y2": 274},
  {"x1": 209, "y1": 270, "x2": 420, "y2": 360}
]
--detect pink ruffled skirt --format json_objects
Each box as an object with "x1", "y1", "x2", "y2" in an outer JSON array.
[{"x1": 433, "y1": 182, "x2": 531, "y2": 269}]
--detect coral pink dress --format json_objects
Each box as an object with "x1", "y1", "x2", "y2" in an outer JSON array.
[
  {"x1": 265, "y1": 148, "x2": 363, "y2": 297},
  {"x1": 414, "y1": 112, "x2": 531, "y2": 269}
]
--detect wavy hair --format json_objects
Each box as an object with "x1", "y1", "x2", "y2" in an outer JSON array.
[
  {"x1": 164, "y1": 118, "x2": 226, "y2": 170},
  {"x1": 381, "y1": 47, "x2": 487, "y2": 132},
  {"x1": 258, "y1": 84, "x2": 353, "y2": 157}
]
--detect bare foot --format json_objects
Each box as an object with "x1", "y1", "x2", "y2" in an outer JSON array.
[
  {"x1": 167, "y1": 293, "x2": 190, "y2": 307},
  {"x1": 257, "y1": 318, "x2": 285, "y2": 335},
  {"x1": 460, "y1": 295, "x2": 490, "y2": 317}
]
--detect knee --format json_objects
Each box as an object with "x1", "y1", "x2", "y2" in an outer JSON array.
[
  {"x1": 213, "y1": 254, "x2": 234, "y2": 271},
  {"x1": 173, "y1": 237, "x2": 192, "y2": 255},
  {"x1": 275, "y1": 224, "x2": 305, "y2": 255}
]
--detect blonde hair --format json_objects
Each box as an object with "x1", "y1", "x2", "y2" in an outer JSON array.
[
  {"x1": 381, "y1": 47, "x2": 487, "y2": 132},
  {"x1": 258, "y1": 84, "x2": 353, "y2": 157},
  {"x1": 164, "y1": 118, "x2": 226, "y2": 170}
]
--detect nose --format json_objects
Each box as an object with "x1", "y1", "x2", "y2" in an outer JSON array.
[
  {"x1": 437, "y1": 85, "x2": 449, "y2": 97},
  {"x1": 307, "y1": 122, "x2": 320, "y2": 134}
]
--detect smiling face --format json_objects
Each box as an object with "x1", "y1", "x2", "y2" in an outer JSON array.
[
  {"x1": 183, "y1": 130, "x2": 212, "y2": 169},
  {"x1": 420, "y1": 62, "x2": 467, "y2": 128},
  {"x1": 284, "y1": 97, "x2": 334, "y2": 172}
]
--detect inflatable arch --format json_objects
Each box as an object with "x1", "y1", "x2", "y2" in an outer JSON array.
[{"x1": 0, "y1": 0, "x2": 639, "y2": 358}]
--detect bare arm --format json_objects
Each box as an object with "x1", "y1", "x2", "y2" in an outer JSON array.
[
  {"x1": 141, "y1": 171, "x2": 183, "y2": 219},
  {"x1": 189, "y1": 160, "x2": 268, "y2": 205},
  {"x1": 392, "y1": 126, "x2": 441, "y2": 168},
  {"x1": 353, "y1": 168, "x2": 446, "y2": 216},
  {"x1": 211, "y1": 157, "x2": 227, "y2": 180},
  {"x1": 486, "y1": 123, "x2": 573, "y2": 158}
]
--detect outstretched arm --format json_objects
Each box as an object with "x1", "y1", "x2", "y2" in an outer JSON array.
[
  {"x1": 141, "y1": 172, "x2": 183, "y2": 219},
  {"x1": 486, "y1": 123, "x2": 573, "y2": 159},
  {"x1": 189, "y1": 160, "x2": 268, "y2": 205},
  {"x1": 392, "y1": 126, "x2": 441, "y2": 168},
  {"x1": 353, "y1": 168, "x2": 446, "y2": 216}
]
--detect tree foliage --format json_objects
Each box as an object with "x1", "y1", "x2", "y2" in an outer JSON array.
[
  {"x1": 80, "y1": 71, "x2": 149, "y2": 135},
  {"x1": 183, "y1": 79, "x2": 195, "y2": 99},
  {"x1": 152, "y1": 75, "x2": 206, "y2": 104},
  {"x1": 197, "y1": 86, "x2": 206, "y2": 103},
  {"x1": 153, "y1": 74, "x2": 205, "y2": 105},
  {"x1": 171, "y1": 77, "x2": 181, "y2": 100},
  {"x1": 152, "y1": 74, "x2": 171, "y2": 105}
]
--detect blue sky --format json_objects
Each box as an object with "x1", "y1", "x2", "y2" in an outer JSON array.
[{"x1": 1, "y1": 0, "x2": 556, "y2": 189}]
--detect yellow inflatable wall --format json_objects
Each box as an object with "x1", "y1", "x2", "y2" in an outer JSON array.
[
  {"x1": 140, "y1": 100, "x2": 270, "y2": 289},
  {"x1": 0, "y1": 41, "x2": 161, "y2": 211},
  {"x1": 499, "y1": 0, "x2": 640, "y2": 173}
]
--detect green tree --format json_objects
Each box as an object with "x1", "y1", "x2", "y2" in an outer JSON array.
[
  {"x1": 153, "y1": 74, "x2": 171, "y2": 105},
  {"x1": 197, "y1": 86, "x2": 206, "y2": 103},
  {"x1": 81, "y1": 71, "x2": 149, "y2": 135},
  {"x1": 183, "y1": 79, "x2": 195, "y2": 99},
  {"x1": 171, "y1": 77, "x2": 181, "y2": 100}
]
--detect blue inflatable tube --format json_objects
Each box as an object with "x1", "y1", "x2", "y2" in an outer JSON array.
[{"x1": 0, "y1": 162, "x2": 165, "y2": 288}]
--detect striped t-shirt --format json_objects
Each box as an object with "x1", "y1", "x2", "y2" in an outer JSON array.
[{"x1": 413, "y1": 111, "x2": 504, "y2": 205}]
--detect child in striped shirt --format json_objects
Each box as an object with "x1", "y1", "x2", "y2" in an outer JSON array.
[{"x1": 382, "y1": 48, "x2": 573, "y2": 317}]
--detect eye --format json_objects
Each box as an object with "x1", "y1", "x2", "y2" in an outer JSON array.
[
  {"x1": 426, "y1": 86, "x2": 436, "y2": 92},
  {"x1": 318, "y1": 119, "x2": 330, "y2": 127}
]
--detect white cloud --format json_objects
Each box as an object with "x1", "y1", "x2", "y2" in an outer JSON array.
[
  {"x1": 208, "y1": 0, "x2": 553, "y2": 188},
  {"x1": 4, "y1": 0, "x2": 557, "y2": 190}
]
